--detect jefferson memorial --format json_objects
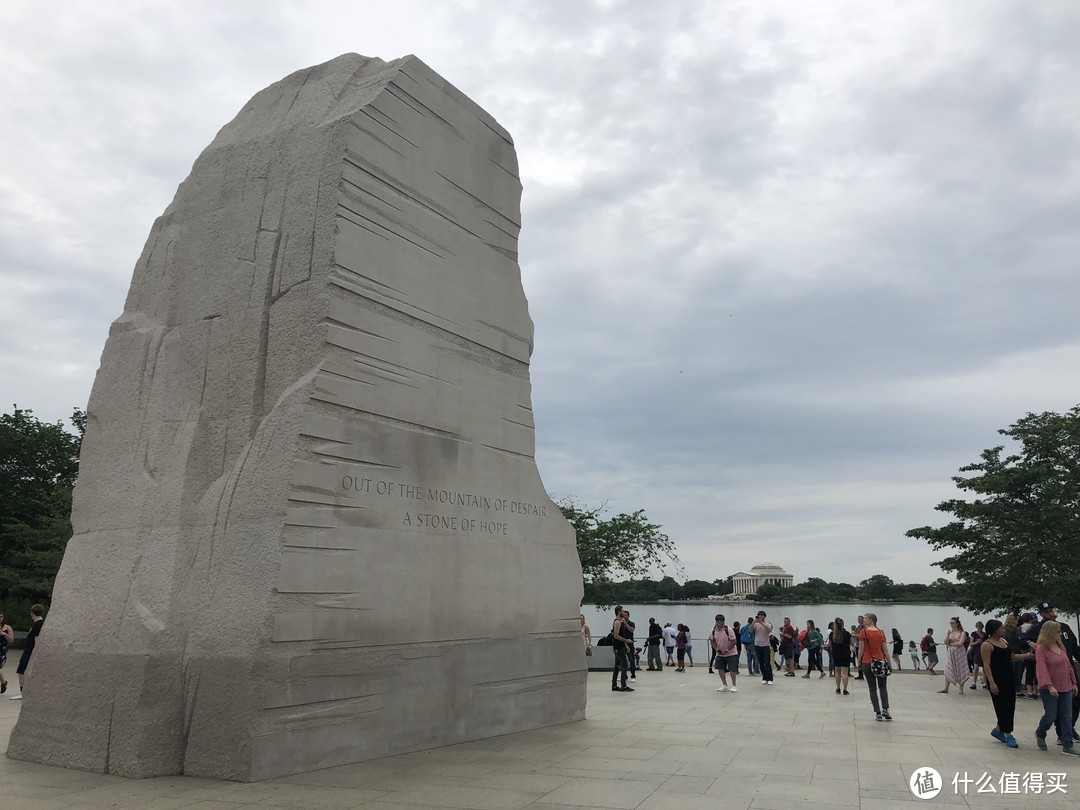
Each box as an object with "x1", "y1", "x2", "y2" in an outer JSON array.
[{"x1": 730, "y1": 562, "x2": 794, "y2": 598}]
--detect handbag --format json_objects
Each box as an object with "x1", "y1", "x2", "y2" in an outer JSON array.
[{"x1": 870, "y1": 630, "x2": 890, "y2": 677}]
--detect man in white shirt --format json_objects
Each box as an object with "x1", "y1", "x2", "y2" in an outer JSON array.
[{"x1": 662, "y1": 622, "x2": 677, "y2": 667}]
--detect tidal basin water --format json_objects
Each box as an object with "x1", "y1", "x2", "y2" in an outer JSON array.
[{"x1": 581, "y1": 602, "x2": 990, "y2": 647}]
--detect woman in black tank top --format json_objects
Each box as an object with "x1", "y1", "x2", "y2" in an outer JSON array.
[{"x1": 981, "y1": 618, "x2": 1035, "y2": 748}]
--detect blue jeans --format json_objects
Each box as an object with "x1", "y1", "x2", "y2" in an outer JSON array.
[
  {"x1": 1037, "y1": 689, "x2": 1074, "y2": 749},
  {"x1": 745, "y1": 645, "x2": 758, "y2": 674}
]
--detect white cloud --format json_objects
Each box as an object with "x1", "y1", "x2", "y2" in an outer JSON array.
[{"x1": 2, "y1": 0, "x2": 1079, "y2": 586}]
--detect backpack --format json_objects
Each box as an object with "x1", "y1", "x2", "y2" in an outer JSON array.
[
  {"x1": 920, "y1": 635, "x2": 930, "y2": 652},
  {"x1": 740, "y1": 625, "x2": 753, "y2": 644}
]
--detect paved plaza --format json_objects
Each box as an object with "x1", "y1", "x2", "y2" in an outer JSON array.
[{"x1": 2, "y1": 667, "x2": 1076, "y2": 809}]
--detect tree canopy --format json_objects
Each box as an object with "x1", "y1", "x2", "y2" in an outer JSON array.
[
  {"x1": 0, "y1": 406, "x2": 84, "y2": 625},
  {"x1": 558, "y1": 500, "x2": 681, "y2": 607},
  {"x1": 906, "y1": 405, "x2": 1080, "y2": 616}
]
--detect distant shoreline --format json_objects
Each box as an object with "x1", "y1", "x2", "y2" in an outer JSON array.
[{"x1": 631, "y1": 599, "x2": 962, "y2": 606}]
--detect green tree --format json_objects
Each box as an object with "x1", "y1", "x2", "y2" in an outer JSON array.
[
  {"x1": 859, "y1": 574, "x2": 896, "y2": 601},
  {"x1": 907, "y1": 405, "x2": 1080, "y2": 615},
  {"x1": 713, "y1": 576, "x2": 733, "y2": 596},
  {"x1": 682, "y1": 579, "x2": 716, "y2": 599},
  {"x1": 0, "y1": 406, "x2": 84, "y2": 617},
  {"x1": 559, "y1": 500, "x2": 681, "y2": 607},
  {"x1": 755, "y1": 582, "x2": 780, "y2": 601}
]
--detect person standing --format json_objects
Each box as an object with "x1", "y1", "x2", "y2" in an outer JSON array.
[
  {"x1": 830, "y1": 617, "x2": 852, "y2": 695},
  {"x1": 852, "y1": 616, "x2": 866, "y2": 679},
  {"x1": 579, "y1": 614, "x2": 592, "y2": 658},
  {"x1": 10, "y1": 604, "x2": 45, "y2": 700},
  {"x1": 858, "y1": 613, "x2": 892, "y2": 720},
  {"x1": 890, "y1": 628, "x2": 903, "y2": 671},
  {"x1": 728, "y1": 621, "x2": 742, "y2": 676},
  {"x1": 710, "y1": 614, "x2": 740, "y2": 692},
  {"x1": 751, "y1": 611, "x2": 774, "y2": 685},
  {"x1": 1030, "y1": 602, "x2": 1080, "y2": 738},
  {"x1": 908, "y1": 641, "x2": 921, "y2": 670},
  {"x1": 779, "y1": 618, "x2": 797, "y2": 677},
  {"x1": 675, "y1": 624, "x2": 688, "y2": 672},
  {"x1": 981, "y1": 619, "x2": 1033, "y2": 749},
  {"x1": 662, "y1": 622, "x2": 677, "y2": 667},
  {"x1": 623, "y1": 611, "x2": 637, "y2": 681},
  {"x1": 939, "y1": 618, "x2": 969, "y2": 695},
  {"x1": 610, "y1": 607, "x2": 634, "y2": 693},
  {"x1": 1034, "y1": 620, "x2": 1078, "y2": 754},
  {"x1": 646, "y1": 618, "x2": 663, "y2": 671},
  {"x1": 742, "y1": 618, "x2": 758, "y2": 675},
  {"x1": 683, "y1": 624, "x2": 694, "y2": 668},
  {"x1": 825, "y1": 621, "x2": 836, "y2": 676},
  {"x1": 922, "y1": 628, "x2": 939, "y2": 675},
  {"x1": 969, "y1": 621, "x2": 986, "y2": 689},
  {"x1": 0, "y1": 611, "x2": 13, "y2": 694},
  {"x1": 802, "y1": 621, "x2": 825, "y2": 678}
]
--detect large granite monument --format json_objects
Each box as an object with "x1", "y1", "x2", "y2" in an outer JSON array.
[{"x1": 8, "y1": 54, "x2": 586, "y2": 782}]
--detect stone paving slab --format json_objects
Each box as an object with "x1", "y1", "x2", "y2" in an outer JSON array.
[{"x1": 2, "y1": 668, "x2": 1077, "y2": 808}]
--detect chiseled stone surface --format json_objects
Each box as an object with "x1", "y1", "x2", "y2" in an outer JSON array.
[{"x1": 7, "y1": 53, "x2": 585, "y2": 782}]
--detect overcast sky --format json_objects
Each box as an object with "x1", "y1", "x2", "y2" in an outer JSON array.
[{"x1": 3, "y1": 1, "x2": 1078, "y2": 587}]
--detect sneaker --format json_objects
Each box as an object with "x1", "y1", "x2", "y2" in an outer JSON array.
[
  {"x1": 717, "y1": 686, "x2": 729, "y2": 692},
  {"x1": 819, "y1": 673, "x2": 826, "y2": 678},
  {"x1": 969, "y1": 684, "x2": 977, "y2": 690},
  {"x1": 881, "y1": 709, "x2": 892, "y2": 721},
  {"x1": 730, "y1": 686, "x2": 737, "y2": 693},
  {"x1": 630, "y1": 676, "x2": 636, "y2": 681},
  {"x1": 9, "y1": 694, "x2": 22, "y2": 701},
  {"x1": 802, "y1": 674, "x2": 811, "y2": 679},
  {"x1": 1005, "y1": 735, "x2": 1018, "y2": 748},
  {"x1": 1056, "y1": 738, "x2": 1064, "y2": 746},
  {"x1": 765, "y1": 680, "x2": 774, "y2": 685},
  {"x1": 843, "y1": 690, "x2": 850, "y2": 695},
  {"x1": 835, "y1": 688, "x2": 841, "y2": 694},
  {"x1": 1073, "y1": 730, "x2": 1080, "y2": 742},
  {"x1": 875, "y1": 712, "x2": 883, "y2": 721},
  {"x1": 0, "y1": 682, "x2": 6, "y2": 694},
  {"x1": 1062, "y1": 748, "x2": 1080, "y2": 757},
  {"x1": 620, "y1": 686, "x2": 635, "y2": 692},
  {"x1": 1037, "y1": 734, "x2": 1048, "y2": 751},
  {"x1": 761, "y1": 679, "x2": 769, "y2": 685},
  {"x1": 991, "y1": 729, "x2": 1007, "y2": 745},
  {"x1": 1028, "y1": 694, "x2": 1040, "y2": 700},
  {"x1": 612, "y1": 686, "x2": 622, "y2": 692},
  {"x1": 784, "y1": 672, "x2": 796, "y2": 677}
]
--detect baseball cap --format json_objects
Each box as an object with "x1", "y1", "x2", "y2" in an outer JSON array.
[
  {"x1": 715, "y1": 614, "x2": 725, "y2": 621},
  {"x1": 1038, "y1": 602, "x2": 1055, "y2": 612},
  {"x1": 756, "y1": 610, "x2": 766, "y2": 617}
]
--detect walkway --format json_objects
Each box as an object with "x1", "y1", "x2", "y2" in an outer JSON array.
[{"x1": 1, "y1": 667, "x2": 1075, "y2": 808}]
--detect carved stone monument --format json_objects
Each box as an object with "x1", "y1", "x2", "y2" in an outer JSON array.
[{"x1": 7, "y1": 53, "x2": 586, "y2": 782}]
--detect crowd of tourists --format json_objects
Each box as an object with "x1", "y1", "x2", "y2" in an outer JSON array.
[{"x1": 582, "y1": 600, "x2": 1079, "y2": 756}]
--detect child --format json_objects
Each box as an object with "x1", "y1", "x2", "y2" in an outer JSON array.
[{"x1": 908, "y1": 640, "x2": 921, "y2": 670}]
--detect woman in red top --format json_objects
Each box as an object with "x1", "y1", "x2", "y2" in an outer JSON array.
[
  {"x1": 1034, "y1": 620, "x2": 1079, "y2": 754},
  {"x1": 858, "y1": 613, "x2": 892, "y2": 721}
]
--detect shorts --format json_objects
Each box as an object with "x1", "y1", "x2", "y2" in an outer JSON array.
[
  {"x1": 926, "y1": 652, "x2": 939, "y2": 664},
  {"x1": 665, "y1": 646, "x2": 674, "y2": 655},
  {"x1": 16, "y1": 649, "x2": 32, "y2": 675},
  {"x1": 676, "y1": 648, "x2": 686, "y2": 662},
  {"x1": 716, "y1": 654, "x2": 739, "y2": 674}
]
